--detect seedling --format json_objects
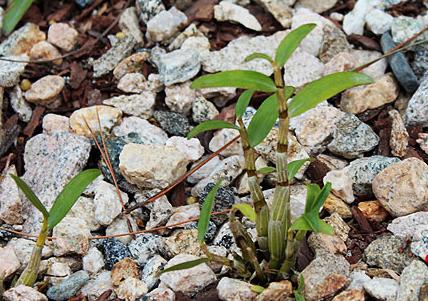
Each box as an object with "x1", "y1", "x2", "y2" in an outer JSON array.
[
  {"x1": 163, "y1": 24, "x2": 373, "y2": 282},
  {"x1": 10, "y1": 168, "x2": 101, "y2": 286},
  {"x1": 2, "y1": 0, "x2": 34, "y2": 35}
]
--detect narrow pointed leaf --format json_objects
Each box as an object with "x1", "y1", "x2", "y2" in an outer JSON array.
[
  {"x1": 304, "y1": 184, "x2": 321, "y2": 213},
  {"x1": 191, "y1": 70, "x2": 277, "y2": 93},
  {"x1": 247, "y1": 94, "x2": 278, "y2": 147},
  {"x1": 295, "y1": 275, "x2": 306, "y2": 301},
  {"x1": 288, "y1": 158, "x2": 311, "y2": 180},
  {"x1": 187, "y1": 120, "x2": 239, "y2": 139},
  {"x1": 10, "y1": 175, "x2": 49, "y2": 219},
  {"x1": 160, "y1": 258, "x2": 209, "y2": 274},
  {"x1": 48, "y1": 169, "x2": 101, "y2": 229},
  {"x1": 236, "y1": 90, "x2": 254, "y2": 118},
  {"x1": 198, "y1": 180, "x2": 222, "y2": 241},
  {"x1": 289, "y1": 216, "x2": 312, "y2": 232},
  {"x1": 289, "y1": 72, "x2": 373, "y2": 117},
  {"x1": 251, "y1": 285, "x2": 265, "y2": 294},
  {"x1": 275, "y1": 23, "x2": 317, "y2": 68},
  {"x1": 233, "y1": 203, "x2": 256, "y2": 222},
  {"x1": 313, "y1": 182, "x2": 332, "y2": 213},
  {"x1": 3, "y1": 0, "x2": 34, "y2": 35},
  {"x1": 257, "y1": 166, "x2": 276, "y2": 174},
  {"x1": 245, "y1": 52, "x2": 273, "y2": 64}
]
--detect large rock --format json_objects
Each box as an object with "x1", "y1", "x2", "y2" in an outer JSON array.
[
  {"x1": 24, "y1": 75, "x2": 64, "y2": 105},
  {"x1": 0, "y1": 23, "x2": 45, "y2": 56},
  {"x1": 214, "y1": 1, "x2": 262, "y2": 31},
  {"x1": 160, "y1": 254, "x2": 216, "y2": 297},
  {"x1": 397, "y1": 260, "x2": 428, "y2": 301},
  {"x1": 363, "y1": 277, "x2": 398, "y2": 301},
  {"x1": 46, "y1": 270, "x2": 89, "y2": 301},
  {"x1": 93, "y1": 180, "x2": 128, "y2": 226},
  {"x1": 0, "y1": 245, "x2": 20, "y2": 279},
  {"x1": 387, "y1": 212, "x2": 428, "y2": 239},
  {"x1": 372, "y1": 158, "x2": 428, "y2": 217},
  {"x1": 0, "y1": 165, "x2": 23, "y2": 224},
  {"x1": 21, "y1": 132, "x2": 91, "y2": 233},
  {"x1": 217, "y1": 277, "x2": 258, "y2": 301},
  {"x1": 119, "y1": 144, "x2": 190, "y2": 189},
  {"x1": 52, "y1": 217, "x2": 91, "y2": 256},
  {"x1": 145, "y1": 7, "x2": 187, "y2": 42},
  {"x1": 0, "y1": 55, "x2": 28, "y2": 88},
  {"x1": 3, "y1": 285, "x2": 48, "y2": 301},
  {"x1": 405, "y1": 74, "x2": 428, "y2": 127}
]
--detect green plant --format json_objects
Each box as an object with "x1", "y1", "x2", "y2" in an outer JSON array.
[
  {"x1": 163, "y1": 24, "x2": 372, "y2": 283},
  {"x1": 2, "y1": 0, "x2": 34, "y2": 35},
  {"x1": 10, "y1": 169, "x2": 101, "y2": 286}
]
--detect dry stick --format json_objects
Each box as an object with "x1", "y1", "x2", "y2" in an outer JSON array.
[
  {"x1": 0, "y1": 0, "x2": 132, "y2": 65},
  {"x1": 124, "y1": 135, "x2": 240, "y2": 213}
]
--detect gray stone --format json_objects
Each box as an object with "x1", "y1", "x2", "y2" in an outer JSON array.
[
  {"x1": 404, "y1": 73, "x2": 428, "y2": 127},
  {"x1": 283, "y1": 49, "x2": 324, "y2": 88},
  {"x1": 153, "y1": 110, "x2": 190, "y2": 136},
  {"x1": 387, "y1": 212, "x2": 428, "y2": 239},
  {"x1": 112, "y1": 116, "x2": 168, "y2": 145},
  {"x1": 145, "y1": 7, "x2": 187, "y2": 43},
  {"x1": 136, "y1": 0, "x2": 165, "y2": 23},
  {"x1": 0, "y1": 23, "x2": 45, "y2": 56},
  {"x1": 327, "y1": 113, "x2": 379, "y2": 159},
  {"x1": 397, "y1": 260, "x2": 428, "y2": 301},
  {"x1": 0, "y1": 55, "x2": 28, "y2": 88},
  {"x1": 119, "y1": 7, "x2": 144, "y2": 43},
  {"x1": 83, "y1": 247, "x2": 105, "y2": 274},
  {"x1": 391, "y1": 16, "x2": 424, "y2": 44},
  {"x1": 364, "y1": 278, "x2": 398, "y2": 301},
  {"x1": 411, "y1": 226, "x2": 428, "y2": 261},
  {"x1": 411, "y1": 46, "x2": 428, "y2": 80},
  {"x1": 142, "y1": 254, "x2": 167, "y2": 290},
  {"x1": 47, "y1": 270, "x2": 89, "y2": 301},
  {"x1": 348, "y1": 271, "x2": 370, "y2": 290},
  {"x1": 3, "y1": 285, "x2": 48, "y2": 301},
  {"x1": 103, "y1": 92, "x2": 155, "y2": 119},
  {"x1": 9, "y1": 85, "x2": 32, "y2": 122},
  {"x1": 128, "y1": 234, "x2": 164, "y2": 265},
  {"x1": 364, "y1": 235, "x2": 413, "y2": 273},
  {"x1": 296, "y1": 0, "x2": 337, "y2": 13},
  {"x1": 255, "y1": 0, "x2": 294, "y2": 27},
  {"x1": 21, "y1": 132, "x2": 91, "y2": 233},
  {"x1": 381, "y1": 32, "x2": 419, "y2": 94},
  {"x1": 81, "y1": 271, "x2": 113, "y2": 301},
  {"x1": 52, "y1": 217, "x2": 91, "y2": 256},
  {"x1": 0, "y1": 165, "x2": 22, "y2": 225},
  {"x1": 365, "y1": 9, "x2": 393, "y2": 35},
  {"x1": 90, "y1": 36, "x2": 137, "y2": 78},
  {"x1": 140, "y1": 193, "x2": 173, "y2": 229},
  {"x1": 98, "y1": 238, "x2": 131, "y2": 270}
]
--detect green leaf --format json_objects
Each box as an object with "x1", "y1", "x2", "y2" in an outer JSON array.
[
  {"x1": 251, "y1": 285, "x2": 265, "y2": 294},
  {"x1": 198, "y1": 180, "x2": 222, "y2": 241},
  {"x1": 288, "y1": 158, "x2": 311, "y2": 180},
  {"x1": 160, "y1": 258, "x2": 209, "y2": 274},
  {"x1": 295, "y1": 275, "x2": 306, "y2": 301},
  {"x1": 233, "y1": 203, "x2": 256, "y2": 222},
  {"x1": 191, "y1": 70, "x2": 277, "y2": 93},
  {"x1": 257, "y1": 166, "x2": 276, "y2": 174},
  {"x1": 3, "y1": 0, "x2": 34, "y2": 35},
  {"x1": 247, "y1": 94, "x2": 278, "y2": 147},
  {"x1": 312, "y1": 182, "x2": 332, "y2": 213},
  {"x1": 275, "y1": 23, "x2": 317, "y2": 68},
  {"x1": 289, "y1": 72, "x2": 373, "y2": 117},
  {"x1": 304, "y1": 184, "x2": 321, "y2": 213},
  {"x1": 10, "y1": 174, "x2": 49, "y2": 219},
  {"x1": 289, "y1": 216, "x2": 312, "y2": 232},
  {"x1": 244, "y1": 52, "x2": 273, "y2": 64},
  {"x1": 187, "y1": 120, "x2": 239, "y2": 139},
  {"x1": 236, "y1": 90, "x2": 254, "y2": 118},
  {"x1": 48, "y1": 169, "x2": 101, "y2": 229}
]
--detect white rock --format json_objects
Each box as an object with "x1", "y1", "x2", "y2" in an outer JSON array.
[
  {"x1": 24, "y1": 75, "x2": 64, "y2": 105},
  {"x1": 166, "y1": 136, "x2": 204, "y2": 161},
  {"x1": 112, "y1": 116, "x2": 168, "y2": 145},
  {"x1": 296, "y1": 0, "x2": 338, "y2": 13},
  {"x1": 93, "y1": 180, "x2": 128, "y2": 226},
  {"x1": 0, "y1": 55, "x2": 28, "y2": 88},
  {"x1": 389, "y1": 109, "x2": 409, "y2": 157},
  {"x1": 165, "y1": 82, "x2": 196, "y2": 114},
  {"x1": 365, "y1": 9, "x2": 393, "y2": 35},
  {"x1": 119, "y1": 144, "x2": 190, "y2": 189},
  {"x1": 29, "y1": 41, "x2": 62, "y2": 65},
  {"x1": 217, "y1": 277, "x2": 258, "y2": 301},
  {"x1": 255, "y1": 0, "x2": 294, "y2": 27},
  {"x1": 0, "y1": 245, "x2": 20, "y2": 279},
  {"x1": 7, "y1": 238, "x2": 52, "y2": 267},
  {"x1": 117, "y1": 73, "x2": 146, "y2": 93},
  {"x1": 142, "y1": 255, "x2": 167, "y2": 290},
  {"x1": 103, "y1": 92, "x2": 155, "y2": 119},
  {"x1": 209, "y1": 128, "x2": 242, "y2": 157},
  {"x1": 9, "y1": 85, "x2": 32, "y2": 122},
  {"x1": 283, "y1": 49, "x2": 325, "y2": 88},
  {"x1": 48, "y1": 23, "x2": 79, "y2": 51},
  {"x1": 119, "y1": 7, "x2": 144, "y2": 43},
  {"x1": 42, "y1": 113, "x2": 70, "y2": 135},
  {"x1": 0, "y1": 23, "x2": 45, "y2": 56},
  {"x1": 52, "y1": 216, "x2": 91, "y2": 256},
  {"x1": 0, "y1": 165, "x2": 22, "y2": 225},
  {"x1": 106, "y1": 216, "x2": 138, "y2": 244},
  {"x1": 350, "y1": 49, "x2": 387, "y2": 80},
  {"x1": 417, "y1": 133, "x2": 428, "y2": 154},
  {"x1": 330, "y1": 12, "x2": 344, "y2": 21},
  {"x1": 3, "y1": 285, "x2": 48, "y2": 301},
  {"x1": 167, "y1": 203, "x2": 199, "y2": 227},
  {"x1": 146, "y1": 7, "x2": 187, "y2": 42},
  {"x1": 160, "y1": 254, "x2": 216, "y2": 297},
  {"x1": 364, "y1": 277, "x2": 398, "y2": 301},
  {"x1": 83, "y1": 247, "x2": 105, "y2": 274},
  {"x1": 169, "y1": 23, "x2": 206, "y2": 50},
  {"x1": 146, "y1": 288, "x2": 175, "y2": 301},
  {"x1": 142, "y1": 194, "x2": 173, "y2": 229},
  {"x1": 115, "y1": 277, "x2": 148, "y2": 301},
  {"x1": 342, "y1": 0, "x2": 371, "y2": 35},
  {"x1": 348, "y1": 271, "x2": 371, "y2": 289},
  {"x1": 187, "y1": 156, "x2": 222, "y2": 184},
  {"x1": 324, "y1": 169, "x2": 355, "y2": 203},
  {"x1": 68, "y1": 196, "x2": 100, "y2": 231},
  {"x1": 214, "y1": 1, "x2": 262, "y2": 31},
  {"x1": 192, "y1": 96, "x2": 219, "y2": 123},
  {"x1": 81, "y1": 271, "x2": 113, "y2": 301},
  {"x1": 387, "y1": 212, "x2": 428, "y2": 239}
]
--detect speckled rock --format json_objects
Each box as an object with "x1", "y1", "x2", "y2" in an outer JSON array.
[
  {"x1": 340, "y1": 73, "x2": 398, "y2": 114},
  {"x1": 404, "y1": 74, "x2": 428, "y2": 127},
  {"x1": 9, "y1": 85, "x2": 32, "y2": 122},
  {"x1": 364, "y1": 235, "x2": 413, "y2": 273},
  {"x1": 116, "y1": 277, "x2": 148, "y2": 301},
  {"x1": 209, "y1": 128, "x2": 242, "y2": 157},
  {"x1": 83, "y1": 247, "x2": 105, "y2": 274},
  {"x1": 22, "y1": 132, "x2": 91, "y2": 233},
  {"x1": 387, "y1": 212, "x2": 428, "y2": 239},
  {"x1": 113, "y1": 52, "x2": 150, "y2": 79},
  {"x1": 165, "y1": 82, "x2": 195, "y2": 114},
  {"x1": 120, "y1": 144, "x2": 189, "y2": 189},
  {"x1": 112, "y1": 116, "x2": 168, "y2": 145},
  {"x1": 0, "y1": 245, "x2": 20, "y2": 279},
  {"x1": 52, "y1": 217, "x2": 91, "y2": 256},
  {"x1": 142, "y1": 255, "x2": 167, "y2": 290},
  {"x1": 106, "y1": 216, "x2": 138, "y2": 245},
  {"x1": 90, "y1": 36, "x2": 136, "y2": 78},
  {"x1": 98, "y1": 239, "x2": 132, "y2": 270},
  {"x1": 30, "y1": 41, "x2": 62, "y2": 65},
  {"x1": 358, "y1": 200, "x2": 389, "y2": 223},
  {"x1": 391, "y1": 15, "x2": 424, "y2": 44},
  {"x1": 47, "y1": 270, "x2": 89, "y2": 301},
  {"x1": 42, "y1": 114, "x2": 70, "y2": 135},
  {"x1": 397, "y1": 260, "x2": 428, "y2": 301},
  {"x1": 145, "y1": 7, "x2": 187, "y2": 42},
  {"x1": 0, "y1": 55, "x2": 28, "y2": 88},
  {"x1": 118, "y1": 7, "x2": 144, "y2": 44},
  {"x1": 128, "y1": 234, "x2": 164, "y2": 265},
  {"x1": 364, "y1": 277, "x2": 398, "y2": 301},
  {"x1": 0, "y1": 165, "x2": 22, "y2": 225},
  {"x1": 140, "y1": 192, "x2": 173, "y2": 229},
  {"x1": 7, "y1": 238, "x2": 53, "y2": 267},
  {"x1": 301, "y1": 253, "x2": 350, "y2": 301},
  {"x1": 24, "y1": 75, "x2": 64, "y2": 105},
  {"x1": 47, "y1": 23, "x2": 78, "y2": 51},
  {"x1": 166, "y1": 136, "x2": 204, "y2": 161},
  {"x1": 3, "y1": 285, "x2": 48, "y2": 301},
  {"x1": 117, "y1": 73, "x2": 146, "y2": 93},
  {"x1": 184, "y1": 221, "x2": 217, "y2": 242},
  {"x1": 0, "y1": 23, "x2": 45, "y2": 56},
  {"x1": 411, "y1": 226, "x2": 428, "y2": 261},
  {"x1": 68, "y1": 196, "x2": 100, "y2": 231},
  {"x1": 136, "y1": 0, "x2": 165, "y2": 23},
  {"x1": 160, "y1": 254, "x2": 216, "y2": 297},
  {"x1": 327, "y1": 113, "x2": 379, "y2": 159},
  {"x1": 372, "y1": 158, "x2": 428, "y2": 217},
  {"x1": 153, "y1": 110, "x2": 190, "y2": 136},
  {"x1": 93, "y1": 180, "x2": 128, "y2": 226},
  {"x1": 199, "y1": 184, "x2": 236, "y2": 225},
  {"x1": 214, "y1": 1, "x2": 261, "y2": 31},
  {"x1": 389, "y1": 109, "x2": 409, "y2": 157},
  {"x1": 283, "y1": 49, "x2": 324, "y2": 88},
  {"x1": 163, "y1": 229, "x2": 202, "y2": 257},
  {"x1": 103, "y1": 92, "x2": 155, "y2": 119},
  {"x1": 81, "y1": 271, "x2": 113, "y2": 301},
  {"x1": 69, "y1": 105, "x2": 122, "y2": 137},
  {"x1": 217, "y1": 277, "x2": 258, "y2": 301}
]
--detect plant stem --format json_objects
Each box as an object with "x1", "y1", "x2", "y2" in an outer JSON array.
[
  {"x1": 15, "y1": 218, "x2": 48, "y2": 287},
  {"x1": 237, "y1": 118, "x2": 269, "y2": 253},
  {"x1": 279, "y1": 230, "x2": 306, "y2": 275}
]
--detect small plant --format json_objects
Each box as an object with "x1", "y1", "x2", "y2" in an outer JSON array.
[
  {"x1": 162, "y1": 24, "x2": 372, "y2": 283},
  {"x1": 10, "y1": 168, "x2": 101, "y2": 286},
  {"x1": 2, "y1": 0, "x2": 34, "y2": 35}
]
